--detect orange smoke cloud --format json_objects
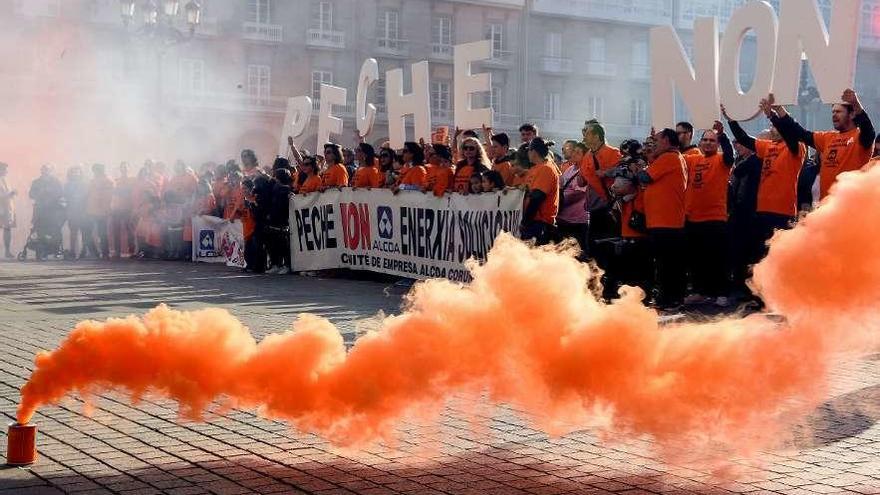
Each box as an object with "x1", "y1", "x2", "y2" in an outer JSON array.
[{"x1": 16, "y1": 168, "x2": 880, "y2": 459}]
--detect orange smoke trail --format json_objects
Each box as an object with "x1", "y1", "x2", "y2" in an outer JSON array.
[{"x1": 15, "y1": 168, "x2": 880, "y2": 458}]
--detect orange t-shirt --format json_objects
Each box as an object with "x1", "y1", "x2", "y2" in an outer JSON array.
[
  {"x1": 224, "y1": 187, "x2": 245, "y2": 220},
  {"x1": 684, "y1": 152, "x2": 730, "y2": 222},
  {"x1": 510, "y1": 172, "x2": 527, "y2": 188},
  {"x1": 425, "y1": 164, "x2": 454, "y2": 196},
  {"x1": 299, "y1": 175, "x2": 323, "y2": 194},
  {"x1": 578, "y1": 145, "x2": 622, "y2": 198},
  {"x1": 524, "y1": 161, "x2": 561, "y2": 225},
  {"x1": 454, "y1": 164, "x2": 475, "y2": 194},
  {"x1": 682, "y1": 147, "x2": 702, "y2": 158},
  {"x1": 493, "y1": 159, "x2": 514, "y2": 185},
  {"x1": 644, "y1": 151, "x2": 687, "y2": 229},
  {"x1": 352, "y1": 166, "x2": 383, "y2": 188},
  {"x1": 754, "y1": 139, "x2": 806, "y2": 217},
  {"x1": 400, "y1": 164, "x2": 427, "y2": 188},
  {"x1": 321, "y1": 163, "x2": 349, "y2": 188},
  {"x1": 620, "y1": 191, "x2": 647, "y2": 239},
  {"x1": 812, "y1": 127, "x2": 872, "y2": 198},
  {"x1": 168, "y1": 172, "x2": 198, "y2": 200}
]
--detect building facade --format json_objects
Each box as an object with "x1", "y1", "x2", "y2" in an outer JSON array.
[{"x1": 2, "y1": 0, "x2": 879, "y2": 165}]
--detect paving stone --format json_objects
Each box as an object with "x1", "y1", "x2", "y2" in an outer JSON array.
[{"x1": 0, "y1": 260, "x2": 878, "y2": 494}]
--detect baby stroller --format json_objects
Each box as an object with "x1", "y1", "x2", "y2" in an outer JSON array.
[{"x1": 18, "y1": 203, "x2": 65, "y2": 261}]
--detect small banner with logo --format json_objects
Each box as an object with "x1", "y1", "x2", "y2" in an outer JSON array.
[
  {"x1": 191, "y1": 215, "x2": 247, "y2": 268},
  {"x1": 289, "y1": 189, "x2": 524, "y2": 282}
]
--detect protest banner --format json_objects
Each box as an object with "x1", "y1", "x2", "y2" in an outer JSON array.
[
  {"x1": 191, "y1": 215, "x2": 247, "y2": 268},
  {"x1": 290, "y1": 189, "x2": 523, "y2": 282}
]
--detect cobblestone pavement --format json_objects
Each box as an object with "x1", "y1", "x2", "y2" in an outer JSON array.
[{"x1": 0, "y1": 260, "x2": 878, "y2": 495}]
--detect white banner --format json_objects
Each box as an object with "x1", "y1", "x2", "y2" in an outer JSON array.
[
  {"x1": 191, "y1": 215, "x2": 247, "y2": 268},
  {"x1": 290, "y1": 189, "x2": 524, "y2": 282}
]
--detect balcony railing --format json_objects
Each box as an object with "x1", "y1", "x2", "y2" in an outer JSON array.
[
  {"x1": 484, "y1": 50, "x2": 514, "y2": 67},
  {"x1": 532, "y1": 0, "x2": 673, "y2": 26},
  {"x1": 585, "y1": 60, "x2": 617, "y2": 77},
  {"x1": 631, "y1": 64, "x2": 650, "y2": 79},
  {"x1": 242, "y1": 22, "x2": 283, "y2": 43},
  {"x1": 307, "y1": 29, "x2": 345, "y2": 49},
  {"x1": 376, "y1": 38, "x2": 409, "y2": 57},
  {"x1": 541, "y1": 56, "x2": 573, "y2": 74},
  {"x1": 431, "y1": 43, "x2": 454, "y2": 59}
]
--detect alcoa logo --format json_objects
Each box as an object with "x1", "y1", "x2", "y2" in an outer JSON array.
[{"x1": 377, "y1": 206, "x2": 394, "y2": 239}]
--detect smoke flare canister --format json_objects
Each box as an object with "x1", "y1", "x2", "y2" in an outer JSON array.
[{"x1": 6, "y1": 423, "x2": 37, "y2": 466}]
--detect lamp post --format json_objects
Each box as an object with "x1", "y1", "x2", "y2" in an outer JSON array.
[
  {"x1": 118, "y1": 0, "x2": 200, "y2": 36},
  {"x1": 798, "y1": 63, "x2": 819, "y2": 128},
  {"x1": 118, "y1": 0, "x2": 201, "y2": 157}
]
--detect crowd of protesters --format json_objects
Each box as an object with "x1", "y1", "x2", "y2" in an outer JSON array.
[{"x1": 8, "y1": 89, "x2": 878, "y2": 312}]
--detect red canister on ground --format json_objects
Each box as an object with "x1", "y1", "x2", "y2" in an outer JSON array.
[{"x1": 6, "y1": 423, "x2": 37, "y2": 466}]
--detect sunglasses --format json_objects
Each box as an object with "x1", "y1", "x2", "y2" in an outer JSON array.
[{"x1": 463, "y1": 146, "x2": 477, "y2": 151}]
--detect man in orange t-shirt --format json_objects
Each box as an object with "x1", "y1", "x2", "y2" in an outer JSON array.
[
  {"x1": 683, "y1": 122, "x2": 734, "y2": 306},
  {"x1": 579, "y1": 119, "x2": 623, "y2": 271},
  {"x1": 767, "y1": 89, "x2": 874, "y2": 199},
  {"x1": 726, "y1": 105, "x2": 807, "y2": 269},
  {"x1": 521, "y1": 138, "x2": 560, "y2": 245},
  {"x1": 637, "y1": 128, "x2": 688, "y2": 309}
]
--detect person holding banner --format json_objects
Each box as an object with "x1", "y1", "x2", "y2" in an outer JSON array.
[
  {"x1": 454, "y1": 137, "x2": 491, "y2": 195},
  {"x1": 352, "y1": 143, "x2": 383, "y2": 189},
  {"x1": 320, "y1": 143, "x2": 349, "y2": 190},
  {"x1": 764, "y1": 89, "x2": 875, "y2": 199},
  {"x1": 521, "y1": 138, "x2": 560, "y2": 245},
  {"x1": 396, "y1": 142, "x2": 428, "y2": 192},
  {"x1": 377, "y1": 148, "x2": 398, "y2": 188},
  {"x1": 298, "y1": 156, "x2": 323, "y2": 194},
  {"x1": 424, "y1": 144, "x2": 455, "y2": 197}
]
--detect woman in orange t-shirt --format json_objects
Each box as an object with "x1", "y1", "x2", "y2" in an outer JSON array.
[
  {"x1": 453, "y1": 137, "x2": 491, "y2": 194},
  {"x1": 396, "y1": 142, "x2": 428, "y2": 192},
  {"x1": 320, "y1": 143, "x2": 349, "y2": 190},
  {"x1": 298, "y1": 156, "x2": 323, "y2": 194},
  {"x1": 351, "y1": 143, "x2": 383, "y2": 189}
]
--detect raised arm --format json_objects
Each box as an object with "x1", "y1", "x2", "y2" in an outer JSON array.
[
  {"x1": 713, "y1": 120, "x2": 734, "y2": 166},
  {"x1": 722, "y1": 104, "x2": 757, "y2": 152},
  {"x1": 762, "y1": 95, "x2": 815, "y2": 148},
  {"x1": 287, "y1": 136, "x2": 304, "y2": 167},
  {"x1": 842, "y1": 89, "x2": 877, "y2": 149}
]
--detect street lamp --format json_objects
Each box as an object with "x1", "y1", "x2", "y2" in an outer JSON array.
[
  {"x1": 119, "y1": 0, "x2": 135, "y2": 25},
  {"x1": 184, "y1": 1, "x2": 201, "y2": 34},
  {"x1": 162, "y1": 0, "x2": 180, "y2": 17},
  {"x1": 142, "y1": 0, "x2": 159, "y2": 26},
  {"x1": 120, "y1": 0, "x2": 201, "y2": 37}
]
